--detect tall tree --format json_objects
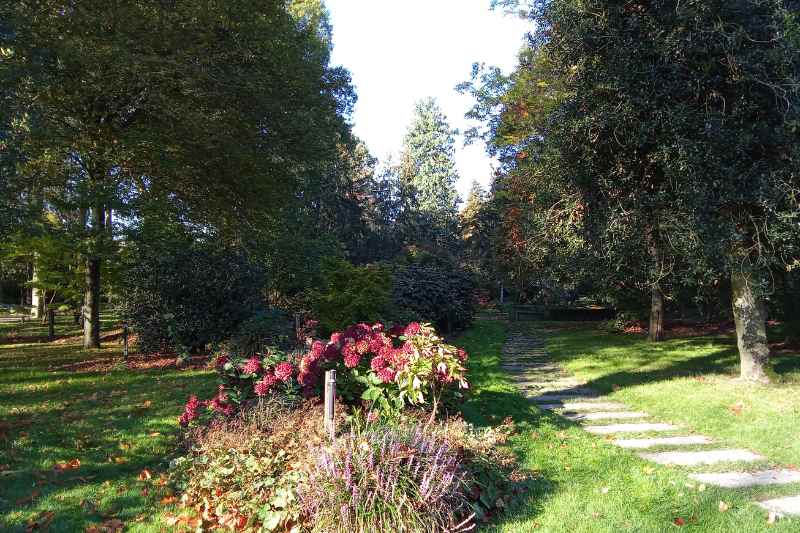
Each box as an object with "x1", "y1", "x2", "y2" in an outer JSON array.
[
  {"x1": 479, "y1": 0, "x2": 800, "y2": 380},
  {"x1": 2, "y1": 1, "x2": 355, "y2": 347},
  {"x1": 399, "y1": 98, "x2": 461, "y2": 252}
]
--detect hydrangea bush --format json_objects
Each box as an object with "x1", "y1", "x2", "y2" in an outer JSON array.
[{"x1": 178, "y1": 322, "x2": 468, "y2": 426}]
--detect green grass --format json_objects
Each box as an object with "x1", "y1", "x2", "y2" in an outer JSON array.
[
  {"x1": 457, "y1": 318, "x2": 800, "y2": 532},
  {"x1": 0, "y1": 332, "x2": 216, "y2": 531}
]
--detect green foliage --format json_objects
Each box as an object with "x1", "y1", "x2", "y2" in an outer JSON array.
[
  {"x1": 392, "y1": 262, "x2": 477, "y2": 333},
  {"x1": 123, "y1": 239, "x2": 264, "y2": 353},
  {"x1": 310, "y1": 258, "x2": 392, "y2": 335},
  {"x1": 229, "y1": 309, "x2": 295, "y2": 356}
]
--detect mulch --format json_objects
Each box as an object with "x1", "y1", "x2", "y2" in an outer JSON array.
[{"x1": 51, "y1": 354, "x2": 211, "y2": 374}]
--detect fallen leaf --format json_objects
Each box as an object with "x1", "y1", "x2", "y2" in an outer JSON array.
[
  {"x1": 53, "y1": 459, "x2": 81, "y2": 472},
  {"x1": 137, "y1": 469, "x2": 152, "y2": 481},
  {"x1": 719, "y1": 501, "x2": 730, "y2": 512},
  {"x1": 147, "y1": 432, "x2": 161, "y2": 437},
  {"x1": 160, "y1": 495, "x2": 177, "y2": 505},
  {"x1": 26, "y1": 510, "x2": 55, "y2": 532},
  {"x1": 767, "y1": 511, "x2": 778, "y2": 524},
  {"x1": 141, "y1": 400, "x2": 152, "y2": 409},
  {"x1": 698, "y1": 484, "x2": 706, "y2": 492},
  {"x1": 674, "y1": 517, "x2": 686, "y2": 526},
  {"x1": 601, "y1": 487, "x2": 609, "y2": 494},
  {"x1": 729, "y1": 401, "x2": 745, "y2": 416}
]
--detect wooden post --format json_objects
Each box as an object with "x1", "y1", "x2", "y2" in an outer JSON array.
[
  {"x1": 47, "y1": 309, "x2": 55, "y2": 340},
  {"x1": 123, "y1": 324, "x2": 129, "y2": 361},
  {"x1": 324, "y1": 369, "x2": 336, "y2": 441}
]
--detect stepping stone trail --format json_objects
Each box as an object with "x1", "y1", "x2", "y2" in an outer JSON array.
[{"x1": 501, "y1": 325, "x2": 800, "y2": 520}]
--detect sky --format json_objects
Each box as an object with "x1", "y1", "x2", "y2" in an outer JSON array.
[{"x1": 326, "y1": 0, "x2": 530, "y2": 202}]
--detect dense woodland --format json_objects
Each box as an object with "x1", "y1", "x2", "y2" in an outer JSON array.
[{"x1": 2, "y1": 0, "x2": 799, "y2": 382}]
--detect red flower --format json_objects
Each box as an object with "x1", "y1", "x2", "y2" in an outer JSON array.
[
  {"x1": 355, "y1": 339, "x2": 370, "y2": 355},
  {"x1": 311, "y1": 340, "x2": 325, "y2": 357},
  {"x1": 215, "y1": 354, "x2": 229, "y2": 368},
  {"x1": 404, "y1": 322, "x2": 421, "y2": 336},
  {"x1": 323, "y1": 343, "x2": 340, "y2": 361},
  {"x1": 457, "y1": 348, "x2": 468, "y2": 363},
  {"x1": 178, "y1": 395, "x2": 206, "y2": 426},
  {"x1": 371, "y1": 322, "x2": 385, "y2": 333},
  {"x1": 377, "y1": 367, "x2": 396, "y2": 384},
  {"x1": 344, "y1": 351, "x2": 361, "y2": 368},
  {"x1": 254, "y1": 372, "x2": 278, "y2": 396},
  {"x1": 370, "y1": 355, "x2": 388, "y2": 372},
  {"x1": 274, "y1": 361, "x2": 294, "y2": 382},
  {"x1": 242, "y1": 356, "x2": 262, "y2": 375},
  {"x1": 330, "y1": 332, "x2": 343, "y2": 346}
]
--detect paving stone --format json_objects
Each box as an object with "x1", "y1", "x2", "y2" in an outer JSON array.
[
  {"x1": 758, "y1": 496, "x2": 800, "y2": 517},
  {"x1": 530, "y1": 394, "x2": 601, "y2": 403},
  {"x1": 639, "y1": 449, "x2": 763, "y2": 466},
  {"x1": 690, "y1": 470, "x2": 800, "y2": 489},
  {"x1": 563, "y1": 411, "x2": 650, "y2": 421},
  {"x1": 613, "y1": 436, "x2": 713, "y2": 449},
  {"x1": 585, "y1": 423, "x2": 677, "y2": 435},
  {"x1": 538, "y1": 401, "x2": 628, "y2": 411}
]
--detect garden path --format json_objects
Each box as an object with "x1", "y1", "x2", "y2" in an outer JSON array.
[{"x1": 501, "y1": 327, "x2": 800, "y2": 520}]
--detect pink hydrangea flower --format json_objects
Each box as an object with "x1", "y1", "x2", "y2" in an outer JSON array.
[
  {"x1": 179, "y1": 395, "x2": 206, "y2": 426},
  {"x1": 311, "y1": 340, "x2": 325, "y2": 357},
  {"x1": 254, "y1": 372, "x2": 278, "y2": 396},
  {"x1": 274, "y1": 361, "x2": 294, "y2": 382},
  {"x1": 377, "y1": 366, "x2": 396, "y2": 383},
  {"x1": 370, "y1": 355, "x2": 388, "y2": 372},
  {"x1": 355, "y1": 339, "x2": 369, "y2": 355},
  {"x1": 242, "y1": 356, "x2": 262, "y2": 375},
  {"x1": 344, "y1": 352, "x2": 361, "y2": 368},
  {"x1": 404, "y1": 322, "x2": 421, "y2": 336}
]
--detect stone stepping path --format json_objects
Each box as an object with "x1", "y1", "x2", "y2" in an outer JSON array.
[
  {"x1": 501, "y1": 327, "x2": 800, "y2": 520},
  {"x1": 563, "y1": 411, "x2": 649, "y2": 422},
  {"x1": 585, "y1": 422, "x2": 677, "y2": 435},
  {"x1": 690, "y1": 470, "x2": 800, "y2": 489},
  {"x1": 759, "y1": 496, "x2": 800, "y2": 518},
  {"x1": 640, "y1": 449, "x2": 764, "y2": 466},
  {"x1": 614, "y1": 436, "x2": 713, "y2": 449}
]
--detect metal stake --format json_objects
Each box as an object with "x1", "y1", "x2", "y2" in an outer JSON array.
[
  {"x1": 123, "y1": 324, "x2": 129, "y2": 360},
  {"x1": 47, "y1": 309, "x2": 55, "y2": 340},
  {"x1": 324, "y1": 369, "x2": 336, "y2": 441}
]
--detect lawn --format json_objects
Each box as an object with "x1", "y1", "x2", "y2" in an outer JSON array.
[
  {"x1": 3, "y1": 316, "x2": 799, "y2": 532},
  {"x1": 0, "y1": 322, "x2": 216, "y2": 532},
  {"x1": 458, "y1": 317, "x2": 800, "y2": 532}
]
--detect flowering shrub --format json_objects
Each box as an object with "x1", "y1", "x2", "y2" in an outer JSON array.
[
  {"x1": 301, "y1": 422, "x2": 473, "y2": 532},
  {"x1": 295, "y1": 321, "x2": 468, "y2": 416},
  {"x1": 177, "y1": 348, "x2": 300, "y2": 427}
]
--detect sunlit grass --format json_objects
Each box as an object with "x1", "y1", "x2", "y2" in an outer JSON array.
[{"x1": 458, "y1": 318, "x2": 800, "y2": 532}]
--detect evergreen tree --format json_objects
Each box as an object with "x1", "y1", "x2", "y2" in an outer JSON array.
[{"x1": 399, "y1": 98, "x2": 461, "y2": 252}]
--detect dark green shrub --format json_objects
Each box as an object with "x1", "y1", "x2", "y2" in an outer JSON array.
[
  {"x1": 309, "y1": 257, "x2": 392, "y2": 335},
  {"x1": 392, "y1": 264, "x2": 477, "y2": 333},
  {"x1": 123, "y1": 241, "x2": 264, "y2": 353},
  {"x1": 229, "y1": 309, "x2": 295, "y2": 355}
]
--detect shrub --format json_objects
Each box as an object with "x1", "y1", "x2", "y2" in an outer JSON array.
[
  {"x1": 294, "y1": 322, "x2": 469, "y2": 416},
  {"x1": 309, "y1": 257, "x2": 392, "y2": 335},
  {"x1": 301, "y1": 422, "x2": 472, "y2": 532},
  {"x1": 123, "y1": 240, "x2": 264, "y2": 353},
  {"x1": 228, "y1": 309, "x2": 295, "y2": 355},
  {"x1": 170, "y1": 399, "x2": 330, "y2": 532},
  {"x1": 392, "y1": 264, "x2": 477, "y2": 333}
]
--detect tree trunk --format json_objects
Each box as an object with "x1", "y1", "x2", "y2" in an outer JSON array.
[
  {"x1": 731, "y1": 268, "x2": 770, "y2": 383},
  {"x1": 645, "y1": 223, "x2": 665, "y2": 342},
  {"x1": 83, "y1": 205, "x2": 104, "y2": 349},
  {"x1": 649, "y1": 284, "x2": 664, "y2": 342},
  {"x1": 784, "y1": 270, "x2": 800, "y2": 344}
]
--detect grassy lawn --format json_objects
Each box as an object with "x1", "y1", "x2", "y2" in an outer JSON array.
[
  {"x1": 0, "y1": 329, "x2": 216, "y2": 531},
  {"x1": 458, "y1": 317, "x2": 800, "y2": 532}
]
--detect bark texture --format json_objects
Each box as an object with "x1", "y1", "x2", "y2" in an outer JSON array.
[
  {"x1": 83, "y1": 205, "x2": 104, "y2": 349},
  {"x1": 731, "y1": 268, "x2": 770, "y2": 383},
  {"x1": 649, "y1": 284, "x2": 664, "y2": 342},
  {"x1": 784, "y1": 270, "x2": 800, "y2": 344}
]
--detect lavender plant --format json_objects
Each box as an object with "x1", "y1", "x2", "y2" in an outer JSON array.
[{"x1": 302, "y1": 423, "x2": 474, "y2": 532}]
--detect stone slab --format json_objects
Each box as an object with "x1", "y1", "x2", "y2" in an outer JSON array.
[
  {"x1": 640, "y1": 449, "x2": 763, "y2": 466},
  {"x1": 564, "y1": 411, "x2": 650, "y2": 421},
  {"x1": 758, "y1": 496, "x2": 800, "y2": 517},
  {"x1": 530, "y1": 393, "x2": 601, "y2": 403},
  {"x1": 613, "y1": 436, "x2": 713, "y2": 449},
  {"x1": 690, "y1": 470, "x2": 800, "y2": 489},
  {"x1": 538, "y1": 401, "x2": 627, "y2": 411},
  {"x1": 586, "y1": 423, "x2": 677, "y2": 435}
]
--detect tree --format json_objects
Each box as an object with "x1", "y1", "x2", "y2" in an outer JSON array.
[
  {"x1": 477, "y1": 0, "x2": 800, "y2": 379},
  {"x1": 2, "y1": 1, "x2": 356, "y2": 347},
  {"x1": 399, "y1": 98, "x2": 461, "y2": 252}
]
